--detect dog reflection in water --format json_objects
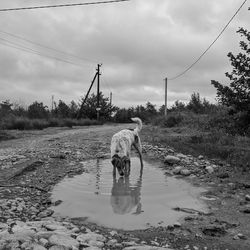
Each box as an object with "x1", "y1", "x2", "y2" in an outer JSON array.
[{"x1": 110, "y1": 176, "x2": 143, "y2": 215}]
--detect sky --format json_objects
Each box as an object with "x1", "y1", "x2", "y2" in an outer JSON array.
[{"x1": 0, "y1": 0, "x2": 249, "y2": 110}]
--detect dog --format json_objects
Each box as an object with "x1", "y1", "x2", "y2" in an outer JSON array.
[{"x1": 111, "y1": 117, "x2": 143, "y2": 177}]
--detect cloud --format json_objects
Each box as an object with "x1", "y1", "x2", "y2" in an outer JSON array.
[{"x1": 0, "y1": 0, "x2": 248, "y2": 109}]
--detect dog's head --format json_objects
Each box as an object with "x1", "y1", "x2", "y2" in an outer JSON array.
[{"x1": 111, "y1": 155, "x2": 130, "y2": 176}]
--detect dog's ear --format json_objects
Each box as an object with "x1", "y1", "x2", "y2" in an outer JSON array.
[
  {"x1": 112, "y1": 155, "x2": 119, "y2": 166},
  {"x1": 111, "y1": 157, "x2": 117, "y2": 166}
]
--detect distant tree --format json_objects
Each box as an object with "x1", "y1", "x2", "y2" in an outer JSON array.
[
  {"x1": 12, "y1": 102, "x2": 27, "y2": 117},
  {"x1": 187, "y1": 93, "x2": 204, "y2": 113},
  {"x1": 79, "y1": 92, "x2": 117, "y2": 120},
  {"x1": 69, "y1": 100, "x2": 79, "y2": 118},
  {"x1": 211, "y1": 27, "x2": 250, "y2": 133},
  {"x1": 54, "y1": 100, "x2": 71, "y2": 118},
  {"x1": 0, "y1": 100, "x2": 13, "y2": 117},
  {"x1": 114, "y1": 108, "x2": 130, "y2": 123},
  {"x1": 145, "y1": 101, "x2": 157, "y2": 116},
  {"x1": 171, "y1": 100, "x2": 186, "y2": 112},
  {"x1": 28, "y1": 101, "x2": 48, "y2": 119}
]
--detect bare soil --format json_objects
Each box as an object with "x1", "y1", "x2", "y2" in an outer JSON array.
[{"x1": 1, "y1": 124, "x2": 250, "y2": 250}]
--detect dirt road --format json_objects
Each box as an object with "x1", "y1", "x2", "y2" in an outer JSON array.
[{"x1": 0, "y1": 124, "x2": 250, "y2": 250}]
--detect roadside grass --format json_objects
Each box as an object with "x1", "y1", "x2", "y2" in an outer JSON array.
[
  {"x1": 141, "y1": 112, "x2": 250, "y2": 168},
  {"x1": 0, "y1": 116, "x2": 102, "y2": 131}
]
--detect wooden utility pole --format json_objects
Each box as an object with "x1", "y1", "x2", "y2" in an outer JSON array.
[
  {"x1": 51, "y1": 95, "x2": 54, "y2": 111},
  {"x1": 110, "y1": 92, "x2": 112, "y2": 106},
  {"x1": 164, "y1": 77, "x2": 167, "y2": 117},
  {"x1": 96, "y1": 64, "x2": 101, "y2": 120}
]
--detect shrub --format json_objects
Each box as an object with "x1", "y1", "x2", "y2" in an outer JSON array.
[
  {"x1": 163, "y1": 113, "x2": 183, "y2": 127},
  {"x1": 32, "y1": 119, "x2": 49, "y2": 130}
]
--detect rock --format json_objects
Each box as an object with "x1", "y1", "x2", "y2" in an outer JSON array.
[
  {"x1": 25, "y1": 243, "x2": 47, "y2": 250},
  {"x1": 44, "y1": 224, "x2": 68, "y2": 232},
  {"x1": 173, "y1": 222, "x2": 181, "y2": 227},
  {"x1": 123, "y1": 246, "x2": 173, "y2": 250},
  {"x1": 180, "y1": 169, "x2": 191, "y2": 176},
  {"x1": 107, "y1": 239, "x2": 118, "y2": 246},
  {"x1": 245, "y1": 195, "x2": 250, "y2": 201},
  {"x1": 39, "y1": 238, "x2": 49, "y2": 247},
  {"x1": 205, "y1": 166, "x2": 214, "y2": 174},
  {"x1": 49, "y1": 246, "x2": 70, "y2": 250},
  {"x1": 172, "y1": 166, "x2": 182, "y2": 175},
  {"x1": 38, "y1": 209, "x2": 54, "y2": 218},
  {"x1": 76, "y1": 233, "x2": 106, "y2": 248},
  {"x1": 217, "y1": 173, "x2": 229, "y2": 179},
  {"x1": 237, "y1": 233, "x2": 247, "y2": 240},
  {"x1": 202, "y1": 225, "x2": 226, "y2": 236},
  {"x1": 198, "y1": 155, "x2": 204, "y2": 160},
  {"x1": 240, "y1": 204, "x2": 250, "y2": 213},
  {"x1": 176, "y1": 153, "x2": 187, "y2": 159},
  {"x1": 164, "y1": 156, "x2": 180, "y2": 165},
  {"x1": 48, "y1": 234, "x2": 79, "y2": 249}
]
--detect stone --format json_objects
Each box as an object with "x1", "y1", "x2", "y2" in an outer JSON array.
[
  {"x1": 48, "y1": 234, "x2": 79, "y2": 249},
  {"x1": 202, "y1": 225, "x2": 226, "y2": 236},
  {"x1": 172, "y1": 166, "x2": 182, "y2": 175},
  {"x1": 240, "y1": 205, "x2": 250, "y2": 213},
  {"x1": 164, "y1": 155, "x2": 180, "y2": 165},
  {"x1": 123, "y1": 246, "x2": 173, "y2": 250},
  {"x1": 245, "y1": 195, "x2": 250, "y2": 201},
  {"x1": 107, "y1": 239, "x2": 118, "y2": 246},
  {"x1": 38, "y1": 209, "x2": 54, "y2": 218},
  {"x1": 44, "y1": 224, "x2": 68, "y2": 232},
  {"x1": 39, "y1": 238, "x2": 49, "y2": 247},
  {"x1": 217, "y1": 173, "x2": 229, "y2": 179},
  {"x1": 205, "y1": 166, "x2": 214, "y2": 174},
  {"x1": 180, "y1": 169, "x2": 191, "y2": 176},
  {"x1": 49, "y1": 246, "x2": 69, "y2": 250},
  {"x1": 198, "y1": 155, "x2": 204, "y2": 160},
  {"x1": 77, "y1": 232, "x2": 106, "y2": 242}
]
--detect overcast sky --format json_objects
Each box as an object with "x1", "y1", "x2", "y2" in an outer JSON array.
[{"x1": 0, "y1": 0, "x2": 249, "y2": 109}]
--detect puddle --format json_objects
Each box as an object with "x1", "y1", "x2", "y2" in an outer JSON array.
[{"x1": 51, "y1": 157, "x2": 207, "y2": 230}]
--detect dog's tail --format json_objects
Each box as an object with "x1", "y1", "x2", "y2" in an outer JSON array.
[{"x1": 131, "y1": 117, "x2": 142, "y2": 133}]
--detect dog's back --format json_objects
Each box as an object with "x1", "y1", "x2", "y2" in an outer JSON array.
[{"x1": 111, "y1": 117, "x2": 142, "y2": 158}]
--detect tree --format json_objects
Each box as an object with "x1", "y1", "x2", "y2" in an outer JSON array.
[
  {"x1": 28, "y1": 101, "x2": 49, "y2": 119},
  {"x1": 187, "y1": 93, "x2": 203, "y2": 113},
  {"x1": 54, "y1": 100, "x2": 71, "y2": 118},
  {"x1": 145, "y1": 101, "x2": 157, "y2": 116},
  {"x1": 171, "y1": 100, "x2": 186, "y2": 112},
  {"x1": 211, "y1": 27, "x2": 250, "y2": 133},
  {"x1": 0, "y1": 100, "x2": 13, "y2": 117},
  {"x1": 79, "y1": 92, "x2": 117, "y2": 120},
  {"x1": 69, "y1": 100, "x2": 79, "y2": 118}
]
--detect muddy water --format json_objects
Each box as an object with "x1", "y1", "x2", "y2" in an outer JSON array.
[{"x1": 51, "y1": 157, "x2": 207, "y2": 230}]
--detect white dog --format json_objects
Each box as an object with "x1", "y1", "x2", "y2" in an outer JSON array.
[{"x1": 111, "y1": 117, "x2": 143, "y2": 176}]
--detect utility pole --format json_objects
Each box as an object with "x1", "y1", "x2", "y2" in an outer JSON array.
[
  {"x1": 51, "y1": 95, "x2": 54, "y2": 111},
  {"x1": 96, "y1": 64, "x2": 101, "y2": 121},
  {"x1": 109, "y1": 92, "x2": 112, "y2": 118},
  {"x1": 164, "y1": 77, "x2": 167, "y2": 117},
  {"x1": 110, "y1": 92, "x2": 112, "y2": 106}
]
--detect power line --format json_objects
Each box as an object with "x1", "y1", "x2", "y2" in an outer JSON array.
[
  {"x1": 0, "y1": 37, "x2": 91, "y2": 67},
  {"x1": 0, "y1": 0, "x2": 130, "y2": 12},
  {"x1": 168, "y1": 0, "x2": 248, "y2": 81},
  {"x1": 0, "y1": 29, "x2": 98, "y2": 64}
]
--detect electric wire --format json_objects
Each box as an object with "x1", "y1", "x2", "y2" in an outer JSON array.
[
  {"x1": 0, "y1": 37, "x2": 90, "y2": 67},
  {"x1": 0, "y1": 29, "x2": 98, "y2": 64},
  {"x1": 168, "y1": 0, "x2": 248, "y2": 81},
  {"x1": 0, "y1": 0, "x2": 130, "y2": 12}
]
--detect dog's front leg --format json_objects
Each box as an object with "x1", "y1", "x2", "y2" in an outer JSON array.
[{"x1": 113, "y1": 165, "x2": 116, "y2": 177}]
